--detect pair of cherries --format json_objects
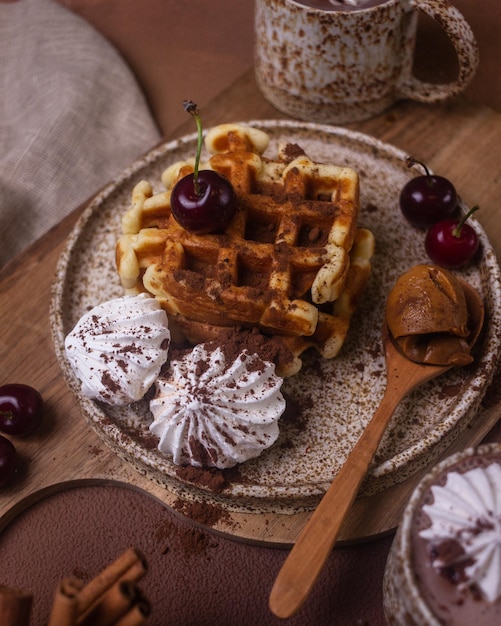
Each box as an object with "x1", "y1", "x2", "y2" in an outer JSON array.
[
  {"x1": 399, "y1": 157, "x2": 479, "y2": 268},
  {"x1": 0, "y1": 384, "x2": 44, "y2": 488}
]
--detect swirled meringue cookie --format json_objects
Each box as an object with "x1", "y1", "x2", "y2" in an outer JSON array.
[
  {"x1": 149, "y1": 342, "x2": 286, "y2": 469},
  {"x1": 65, "y1": 294, "x2": 170, "y2": 404}
]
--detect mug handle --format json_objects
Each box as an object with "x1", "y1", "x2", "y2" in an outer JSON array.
[{"x1": 397, "y1": 0, "x2": 479, "y2": 102}]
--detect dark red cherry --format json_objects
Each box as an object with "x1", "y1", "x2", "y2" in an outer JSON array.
[
  {"x1": 0, "y1": 435, "x2": 17, "y2": 488},
  {"x1": 170, "y1": 100, "x2": 237, "y2": 234},
  {"x1": 425, "y1": 205, "x2": 480, "y2": 269},
  {"x1": 400, "y1": 157, "x2": 457, "y2": 229},
  {"x1": 171, "y1": 170, "x2": 237, "y2": 234},
  {"x1": 0, "y1": 383, "x2": 44, "y2": 436}
]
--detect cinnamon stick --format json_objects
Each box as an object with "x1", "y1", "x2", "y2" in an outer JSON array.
[
  {"x1": 0, "y1": 585, "x2": 32, "y2": 626},
  {"x1": 77, "y1": 579, "x2": 140, "y2": 626},
  {"x1": 112, "y1": 596, "x2": 151, "y2": 626},
  {"x1": 47, "y1": 577, "x2": 83, "y2": 626},
  {"x1": 76, "y1": 547, "x2": 147, "y2": 616}
]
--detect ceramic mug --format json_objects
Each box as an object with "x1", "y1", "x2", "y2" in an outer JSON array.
[{"x1": 254, "y1": 0, "x2": 479, "y2": 124}]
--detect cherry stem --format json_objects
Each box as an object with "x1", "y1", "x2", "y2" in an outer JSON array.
[
  {"x1": 406, "y1": 156, "x2": 431, "y2": 178},
  {"x1": 183, "y1": 99, "x2": 203, "y2": 196},
  {"x1": 452, "y1": 205, "x2": 479, "y2": 238}
]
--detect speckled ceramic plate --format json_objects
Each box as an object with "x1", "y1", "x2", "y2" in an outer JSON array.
[{"x1": 51, "y1": 120, "x2": 501, "y2": 514}]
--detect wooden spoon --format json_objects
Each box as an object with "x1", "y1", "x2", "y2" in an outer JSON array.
[{"x1": 269, "y1": 281, "x2": 484, "y2": 619}]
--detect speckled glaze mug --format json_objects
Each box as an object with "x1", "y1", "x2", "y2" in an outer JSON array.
[{"x1": 254, "y1": 0, "x2": 479, "y2": 124}]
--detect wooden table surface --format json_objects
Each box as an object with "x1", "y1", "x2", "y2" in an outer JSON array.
[{"x1": 1, "y1": 70, "x2": 501, "y2": 546}]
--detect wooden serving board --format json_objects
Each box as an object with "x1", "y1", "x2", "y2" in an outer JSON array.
[{"x1": 1, "y1": 71, "x2": 501, "y2": 546}]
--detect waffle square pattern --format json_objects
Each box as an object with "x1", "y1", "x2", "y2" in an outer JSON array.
[{"x1": 116, "y1": 124, "x2": 375, "y2": 375}]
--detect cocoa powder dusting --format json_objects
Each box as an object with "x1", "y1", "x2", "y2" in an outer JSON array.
[
  {"x1": 364, "y1": 202, "x2": 379, "y2": 214},
  {"x1": 154, "y1": 508, "x2": 219, "y2": 558},
  {"x1": 439, "y1": 383, "x2": 464, "y2": 400},
  {"x1": 281, "y1": 390, "x2": 310, "y2": 428},
  {"x1": 281, "y1": 142, "x2": 306, "y2": 163},
  {"x1": 204, "y1": 326, "x2": 294, "y2": 374},
  {"x1": 173, "y1": 499, "x2": 231, "y2": 529},
  {"x1": 188, "y1": 435, "x2": 219, "y2": 467},
  {"x1": 481, "y1": 366, "x2": 501, "y2": 409},
  {"x1": 175, "y1": 464, "x2": 242, "y2": 493},
  {"x1": 101, "y1": 371, "x2": 121, "y2": 396},
  {"x1": 178, "y1": 527, "x2": 214, "y2": 556},
  {"x1": 118, "y1": 421, "x2": 158, "y2": 450},
  {"x1": 279, "y1": 390, "x2": 310, "y2": 449}
]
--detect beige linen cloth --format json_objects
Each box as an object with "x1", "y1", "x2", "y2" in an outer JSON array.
[{"x1": 0, "y1": 0, "x2": 161, "y2": 268}]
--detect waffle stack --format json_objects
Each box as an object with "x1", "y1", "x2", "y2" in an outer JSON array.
[{"x1": 116, "y1": 124, "x2": 375, "y2": 375}]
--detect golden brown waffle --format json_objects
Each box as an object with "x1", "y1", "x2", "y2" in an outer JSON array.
[{"x1": 116, "y1": 124, "x2": 374, "y2": 375}]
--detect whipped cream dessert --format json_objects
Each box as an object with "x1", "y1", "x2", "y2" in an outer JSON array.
[
  {"x1": 412, "y1": 451, "x2": 501, "y2": 625},
  {"x1": 65, "y1": 294, "x2": 170, "y2": 404},
  {"x1": 419, "y1": 463, "x2": 501, "y2": 605},
  {"x1": 149, "y1": 342, "x2": 286, "y2": 469},
  {"x1": 384, "y1": 445, "x2": 501, "y2": 626}
]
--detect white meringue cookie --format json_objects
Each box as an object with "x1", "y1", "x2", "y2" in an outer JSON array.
[
  {"x1": 65, "y1": 294, "x2": 170, "y2": 404},
  {"x1": 149, "y1": 343, "x2": 286, "y2": 469}
]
